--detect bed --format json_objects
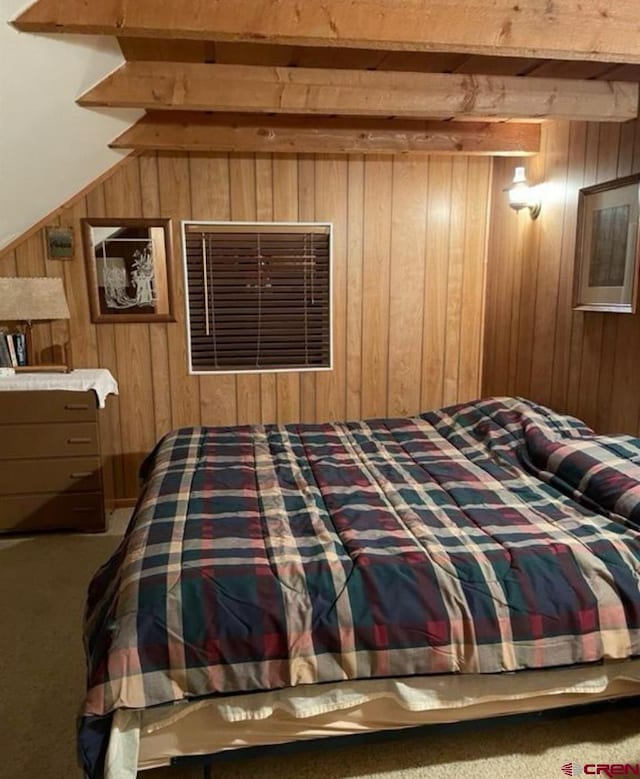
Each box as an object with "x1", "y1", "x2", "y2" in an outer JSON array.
[{"x1": 78, "y1": 396, "x2": 640, "y2": 778}]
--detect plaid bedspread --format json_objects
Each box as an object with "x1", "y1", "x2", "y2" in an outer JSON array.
[{"x1": 79, "y1": 396, "x2": 640, "y2": 771}]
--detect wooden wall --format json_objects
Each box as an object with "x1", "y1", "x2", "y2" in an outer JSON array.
[
  {"x1": 483, "y1": 118, "x2": 640, "y2": 435},
  {"x1": 0, "y1": 152, "x2": 492, "y2": 503}
]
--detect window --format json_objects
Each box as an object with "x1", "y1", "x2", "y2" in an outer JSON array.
[{"x1": 182, "y1": 222, "x2": 332, "y2": 373}]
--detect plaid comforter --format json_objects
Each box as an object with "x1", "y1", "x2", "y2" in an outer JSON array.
[{"x1": 79, "y1": 397, "x2": 640, "y2": 772}]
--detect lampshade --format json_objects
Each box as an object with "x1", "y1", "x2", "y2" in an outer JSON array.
[{"x1": 0, "y1": 277, "x2": 70, "y2": 321}]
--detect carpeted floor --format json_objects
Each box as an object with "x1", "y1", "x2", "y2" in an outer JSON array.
[{"x1": 2, "y1": 510, "x2": 640, "y2": 779}]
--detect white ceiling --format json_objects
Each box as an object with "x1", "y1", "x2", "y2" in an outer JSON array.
[{"x1": 0, "y1": 0, "x2": 142, "y2": 252}]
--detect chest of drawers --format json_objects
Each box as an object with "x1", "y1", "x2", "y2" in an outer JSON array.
[{"x1": 0, "y1": 389, "x2": 105, "y2": 533}]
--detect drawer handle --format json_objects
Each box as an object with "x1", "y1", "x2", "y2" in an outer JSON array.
[
  {"x1": 65, "y1": 404, "x2": 89, "y2": 411},
  {"x1": 67, "y1": 438, "x2": 92, "y2": 444},
  {"x1": 72, "y1": 507, "x2": 95, "y2": 513},
  {"x1": 70, "y1": 472, "x2": 93, "y2": 479}
]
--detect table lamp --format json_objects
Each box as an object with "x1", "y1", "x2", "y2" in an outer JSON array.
[{"x1": 0, "y1": 276, "x2": 72, "y2": 372}]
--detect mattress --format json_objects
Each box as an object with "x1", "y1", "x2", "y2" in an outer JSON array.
[{"x1": 105, "y1": 659, "x2": 640, "y2": 776}]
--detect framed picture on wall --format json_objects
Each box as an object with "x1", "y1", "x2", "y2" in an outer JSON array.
[
  {"x1": 81, "y1": 218, "x2": 175, "y2": 323},
  {"x1": 46, "y1": 225, "x2": 75, "y2": 260},
  {"x1": 573, "y1": 173, "x2": 640, "y2": 313}
]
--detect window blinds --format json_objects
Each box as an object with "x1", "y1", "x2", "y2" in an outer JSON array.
[{"x1": 184, "y1": 223, "x2": 331, "y2": 372}]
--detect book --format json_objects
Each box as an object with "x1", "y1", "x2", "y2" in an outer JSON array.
[
  {"x1": 0, "y1": 330, "x2": 10, "y2": 367},
  {"x1": 5, "y1": 334, "x2": 17, "y2": 368},
  {"x1": 13, "y1": 332, "x2": 27, "y2": 366}
]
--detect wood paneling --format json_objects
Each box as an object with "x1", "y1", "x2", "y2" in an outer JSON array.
[
  {"x1": 1, "y1": 152, "x2": 490, "y2": 502},
  {"x1": 484, "y1": 117, "x2": 640, "y2": 435},
  {"x1": 361, "y1": 156, "x2": 392, "y2": 418},
  {"x1": 388, "y1": 157, "x2": 428, "y2": 416},
  {"x1": 316, "y1": 157, "x2": 348, "y2": 422}
]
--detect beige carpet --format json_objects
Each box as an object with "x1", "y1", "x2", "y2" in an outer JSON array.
[{"x1": 1, "y1": 511, "x2": 640, "y2": 779}]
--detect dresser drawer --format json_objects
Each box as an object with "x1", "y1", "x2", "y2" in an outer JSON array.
[
  {"x1": 0, "y1": 492, "x2": 105, "y2": 533},
  {"x1": 0, "y1": 423, "x2": 99, "y2": 460},
  {"x1": 0, "y1": 457, "x2": 102, "y2": 495},
  {"x1": 0, "y1": 390, "x2": 98, "y2": 424}
]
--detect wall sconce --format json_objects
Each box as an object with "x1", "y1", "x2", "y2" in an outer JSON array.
[{"x1": 506, "y1": 166, "x2": 541, "y2": 219}]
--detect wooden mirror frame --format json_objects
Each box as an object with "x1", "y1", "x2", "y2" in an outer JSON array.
[{"x1": 81, "y1": 217, "x2": 175, "y2": 323}]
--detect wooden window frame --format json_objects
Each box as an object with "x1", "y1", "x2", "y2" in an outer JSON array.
[{"x1": 181, "y1": 220, "x2": 333, "y2": 375}]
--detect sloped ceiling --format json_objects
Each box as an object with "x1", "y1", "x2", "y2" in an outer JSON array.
[{"x1": 0, "y1": 0, "x2": 141, "y2": 252}]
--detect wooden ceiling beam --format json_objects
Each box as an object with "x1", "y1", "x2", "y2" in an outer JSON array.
[
  {"x1": 110, "y1": 113, "x2": 541, "y2": 156},
  {"x1": 78, "y1": 62, "x2": 638, "y2": 123},
  {"x1": 13, "y1": 0, "x2": 640, "y2": 64}
]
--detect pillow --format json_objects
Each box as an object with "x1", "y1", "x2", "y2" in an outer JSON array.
[{"x1": 522, "y1": 419, "x2": 640, "y2": 525}]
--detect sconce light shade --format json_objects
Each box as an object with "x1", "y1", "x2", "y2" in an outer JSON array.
[{"x1": 506, "y1": 166, "x2": 541, "y2": 219}]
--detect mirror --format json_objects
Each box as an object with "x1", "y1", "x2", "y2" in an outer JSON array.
[{"x1": 81, "y1": 218, "x2": 175, "y2": 323}]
